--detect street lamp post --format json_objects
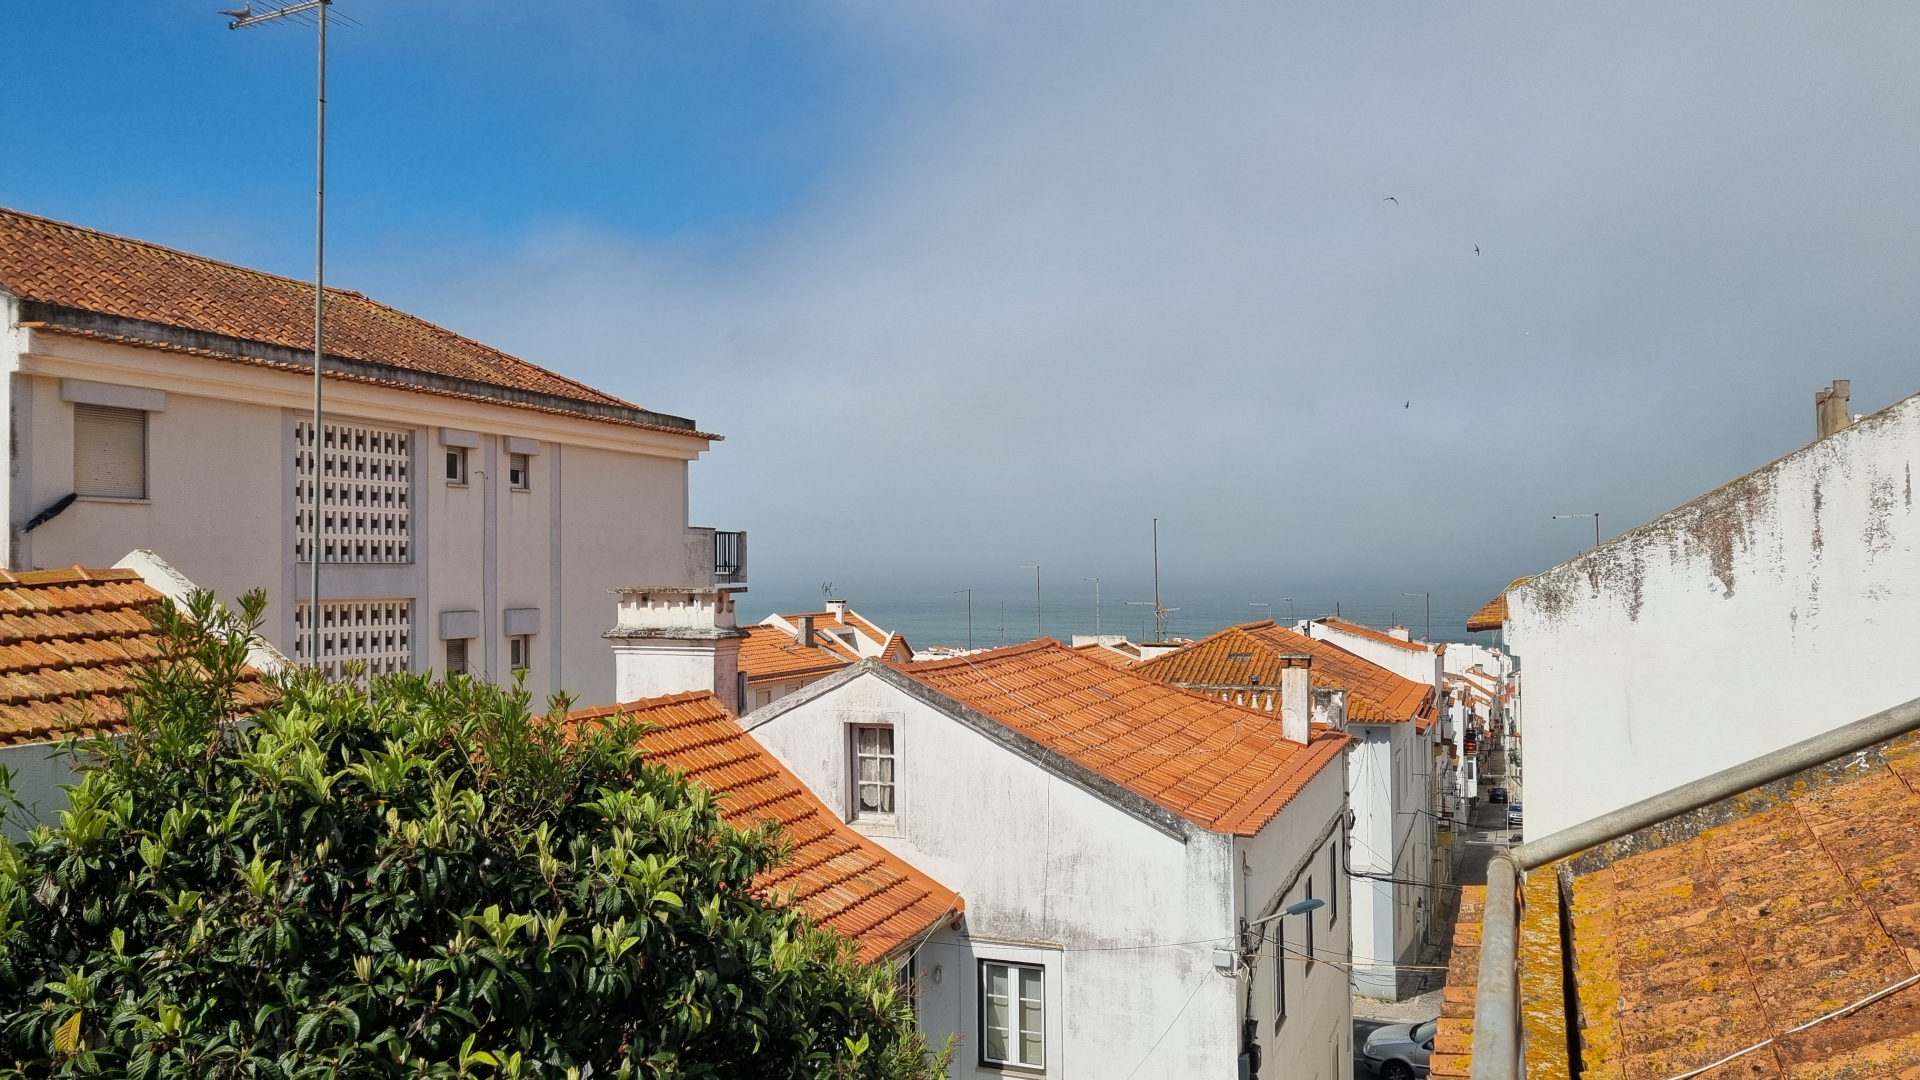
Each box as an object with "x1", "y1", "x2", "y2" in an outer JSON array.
[
  {"x1": 225, "y1": 0, "x2": 335, "y2": 670},
  {"x1": 1019, "y1": 565, "x2": 1041, "y2": 641},
  {"x1": 1403, "y1": 591, "x2": 1431, "y2": 643}
]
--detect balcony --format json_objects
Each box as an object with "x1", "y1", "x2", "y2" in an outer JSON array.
[{"x1": 713, "y1": 530, "x2": 747, "y2": 587}]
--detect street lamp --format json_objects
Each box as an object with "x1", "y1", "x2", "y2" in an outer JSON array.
[
  {"x1": 1403, "y1": 592, "x2": 1431, "y2": 643},
  {"x1": 954, "y1": 588, "x2": 973, "y2": 651},
  {"x1": 1019, "y1": 565, "x2": 1041, "y2": 641},
  {"x1": 224, "y1": 0, "x2": 340, "y2": 670}
]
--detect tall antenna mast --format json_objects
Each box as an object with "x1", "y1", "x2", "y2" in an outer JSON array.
[
  {"x1": 226, "y1": 0, "x2": 336, "y2": 671},
  {"x1": 1019, "y1": 565, "x2": 1042, "y2": 641}
]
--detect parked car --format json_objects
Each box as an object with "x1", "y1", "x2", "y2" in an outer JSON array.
[
  {"x1": 1362, "y1": 1018, "x2": 1435, "y2": 1079},
  {"x1": 1507, "y1": 803, "x2": 1523, "y2": 827},
  {"x1": 1509, "y1": 831, "x2": 1523, "y2": 844},
  {"x1": 1488, "y1": 787, "x2": 1509, "y2": 804}
]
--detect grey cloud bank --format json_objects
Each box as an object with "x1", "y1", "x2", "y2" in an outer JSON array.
[{"x1": 371, "y1": 1, "x2": 1920, "y2": 601}]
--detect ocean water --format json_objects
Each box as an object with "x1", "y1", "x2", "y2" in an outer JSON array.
[{"x1": 740, "y1": 584, "x2": 1502, "y2": 651}]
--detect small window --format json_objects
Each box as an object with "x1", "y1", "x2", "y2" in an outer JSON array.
[
  {"x1": 509, "y1": 635, "x2": 530, "y2": 672},
  {"x1": 508, "y1": 453, "x2": 530, "y2": 490},
  {"x1": 980, "y1": 962, "x2": 1044, "y2": 1069},
  {"x1": 853, "y1": 725, "x2": 895, "y2": 823},
  {"x1": 74, "y1": 403, "x2": 147, "y2": 499},
  {"x1": 446, "y1": 638, "x2": 468, "y2": 676},
  {"x1": 1274, "y1": 920, "x2": 1287, "y2": 1023},
  {"x1": 446, "y1": 447, "x2": 468, "y2": 485},
  {"x1": 756, "y1": 689, "x2": 773, "y2": 708},
  {"x1": 1329, "y1": 845, "x2": 1339, "y2": 926},
  {"x1": 1304, "y1": 878, "x2": 1315, "y2": 974}
]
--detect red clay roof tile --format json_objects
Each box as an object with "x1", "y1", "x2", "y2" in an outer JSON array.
[
  {"x1": 570, "y1": 692, "x2": 960, "y2": 963},
  {"x1": 1134, "y1": 621, "x2": 1434, "y2": 724},
  {"x1": 892, "y1": 641, "x2": 1348, "y2": 836}
]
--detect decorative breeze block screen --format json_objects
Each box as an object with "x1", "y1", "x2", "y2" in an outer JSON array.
[
  {"x1": 295, "y1": 421, "x2": 411, "y2": 563},
  {"x1": 294, "y1": 600, "x2": 412, "y2": 679}
]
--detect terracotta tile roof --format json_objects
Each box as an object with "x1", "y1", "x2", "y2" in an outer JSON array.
[
  {"x1": 892, "y1": 641, "x2": 1348, "y2": 836},
  {"x1": 1134, "y1": 621, "x2": 1434, "y2": 725},
  {"x1": 768, "y1": 610, "x2": 892, "y2": 655},
  {"x1": 1072, "y1": 642, "x2": 1138, "y2": 669},
  {"x1": 571, "y1": 692, "x2": 960, "y2": 963},
  {"x1": 1465, "y1": 578, "x2": 1530, "y2": 633},
  {"x1": 1314, "y1": 617, "x2": 1429, "y2": 653},
  {"x1": 736, "y1": 625, "x2": 855, "y2": 683},
  {"x1": 0, "y1": 566, "x2": 277, "y2": 744},
  {"x1": 1444, "y1": 731, "x2": 1920, "y2": 1080},
  {"x1": 0, "y1": 206, "x2": 710, "y2": 436}
]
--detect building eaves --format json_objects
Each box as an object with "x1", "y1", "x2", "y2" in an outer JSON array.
[{"x1": 22, "y1": 307, "x2": 717, "y2": 439}]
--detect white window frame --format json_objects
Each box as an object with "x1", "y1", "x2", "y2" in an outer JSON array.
[
  {"x1": 73, "y1": 403, "x2": 148, "y2": 500},
  {"x1": 508, "y1": 452, "x2": 530, "y2": 491},
  {"x1": 979, "y1": 961, "x2": 1045, "y2": 1071},
  {"x1": 850, "y1": 723, "x2": 897, "y2": 828},
  {"x1": 446, "y1": 446, "x2": 468, "y2": 486},
  {"x1": 508, "y1": 634, "x2": 531, "y2": 673}
]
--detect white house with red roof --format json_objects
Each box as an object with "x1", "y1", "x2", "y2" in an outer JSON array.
[
  {"x1": 739, "y1": 640, "x2": 1353, "y2": 1080},
  {"x1": 0, "y1": 206, "x2": 743, "y2": 707}
]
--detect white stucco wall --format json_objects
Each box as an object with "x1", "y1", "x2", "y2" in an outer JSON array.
[
  {"x1": 1305, "y1": 623, "x2": 1442, "y2": 691},
  {"x1": 746, "y1": 671, "x2": 1352, "y2": 1079},
  {"x1": 1344, "y1": 720, "x2": 1425, "y2": 999},
  {"x1": 1507, "y1": 391, "x2": 1920, "y2": 835},
  {"x1": 3, "y1": 327, "x2": 720, "y2": 714}
]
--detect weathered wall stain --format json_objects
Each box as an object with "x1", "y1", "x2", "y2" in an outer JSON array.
[{"x1": 1864, "y1": 472, "x2": 1898, "y2": 559}]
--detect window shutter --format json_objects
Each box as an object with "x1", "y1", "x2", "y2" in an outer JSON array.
[{"x1": 74, "y1": 404, "x2": 146, "y2": 499}]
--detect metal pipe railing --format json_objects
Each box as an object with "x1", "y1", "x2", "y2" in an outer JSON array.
[{"x1": 1468, "y1": 693, "x2": 1920, "y2": 1080}]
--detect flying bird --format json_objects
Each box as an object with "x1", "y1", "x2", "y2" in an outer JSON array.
[
  {"x1": 1383, "y1": 197, "x2": 1399, "y2": 204},
  {"x1": 1474, "y1": 245, "x2": 1481, "y2": 256},
  {"x1": 220, "y1": 3, "x2": 251, "y2": 17},
  {"x1": 1405, "y1": 401, "x2": 1411, "y2": 409}
]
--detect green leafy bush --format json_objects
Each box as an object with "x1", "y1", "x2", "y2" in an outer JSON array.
[{"x1": 0, "y1": 592, "x2": 942, "y2": 1079}]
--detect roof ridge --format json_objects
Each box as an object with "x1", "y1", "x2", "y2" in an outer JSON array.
[
  {"x1": 895, "y1": 638, "x2": 1059, "y2": 673},
  {"x1": 0, "y1": 205, "x2": 645, "y2": 415}
]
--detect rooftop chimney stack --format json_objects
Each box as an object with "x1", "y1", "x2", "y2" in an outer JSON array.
[
  {"x1": 824, "y1": 598, "x2": 848, "y2": 623},
  {"x1": 1816, "y1": 379, "x2": 1852, "y2": 440},
  {"x1": 797, "y1": 615, "x2": 815, "y2": 648},
  {"x1": 1280, "y1": 656, "x2": 1312, "y2": 744},
  {"x1": 605, "y1": 587, "x2": 745, "y2": 713}
]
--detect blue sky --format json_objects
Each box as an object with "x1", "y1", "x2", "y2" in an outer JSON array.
[
  {"x1": 7, "y1": 3, "x2": 1920, "y2": 619},
  {"x1": 3, "y1": 2, "x2": 896, "y2": 264}
]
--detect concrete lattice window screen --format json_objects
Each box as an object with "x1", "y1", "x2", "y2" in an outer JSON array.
[
  {"x1": 294, "y1": 599, "x2": 412, "y2": 681},
  {"x1": 980, "y1": 962, "x2": 1044, "y2": 1069},
  {"x1": 294, "y1": 421, "x2": 411, "y2": 564},
  {"x1": 853, "y1": 725, "x2": 895, "y2": 823}
]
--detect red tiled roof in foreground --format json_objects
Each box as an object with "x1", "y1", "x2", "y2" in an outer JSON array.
[
  {"x1": 893, "y1": 641, "x2": 1348, "y2": 836},
  {"x1": 1465, "y1": 578, "x2": 1530, "y2": 633},
  {"x1": 0, "y1": 566, "x2": 276, "y2": 744},
  {"x1": 1134, "y1": 621, "x2": 1434, "y2": 725},
  {"x1": 1438, "y1": 730, "x2": 1920, "y2": 1080},
  {"x1": 0, "y1": 206, "x2": 710, "y2": 435},
  {"x1": 571, "y1": 692, "x2": 960, "y2": 963}
]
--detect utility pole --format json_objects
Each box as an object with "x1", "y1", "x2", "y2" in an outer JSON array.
[
  {"x1": 1553, "y1": 513, "x2": 1602, "y2": 551},
  {"x1": 1085, "y1": 577, "x2": 1101, "y2": 636},
  {"x1": 1019, "y1": 565, "x2": 1042, "y2": 641},
  {"x1": 226, "y1": 0, "x2": 336, "y2": 671},
  {"x1": 954, "y1": 588, "x2": 973, "y2": 651},
  {"x1": 1403, "y1": 592, "x2": 1431, "y2": 643}
]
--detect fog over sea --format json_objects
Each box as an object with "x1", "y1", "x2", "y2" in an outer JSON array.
[{"x1": 740, "y1": 581, "x2": 1504, "y2": 653}]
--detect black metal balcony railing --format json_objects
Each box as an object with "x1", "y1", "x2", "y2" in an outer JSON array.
[{"x1": 714, "y1": 531, "x2": 747, "y2": 584}]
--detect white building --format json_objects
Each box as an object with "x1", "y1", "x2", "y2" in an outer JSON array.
[
  {"x1": 1501, "y1": 381, "x2": 1920, "y2": 835},
  {"x1": 0, "y1": 207, "x2": 741, "y2": 707},
  {"x1": 1303, "y1": 618, "x2": 1442, "y2": 691},
  {"x1": 737, "y1": 641, "x2": 1354, "y2": 1080},
  {"x1": 1134, "y1": 621, "x2": 1440, "y2": 1001}
]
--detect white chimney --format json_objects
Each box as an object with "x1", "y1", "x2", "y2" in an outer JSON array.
[
  {"x1": 605, "y1": 586, "x2": 746, "y2": 713},
  {"x1": 824, "y1": 598, "x2": 849, "y2": 622},
  {"x1": 1280, "y1": 656, "x2": 1311, "y2": 743}
]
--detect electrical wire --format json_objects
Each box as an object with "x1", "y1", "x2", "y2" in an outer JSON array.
[
  {"x1": 1652, "y1": 972, "x2": 1920, "y2": 1080},
  {"x1": 1120, "y1": 966, "x2": 1212, "y2": 1080}
]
